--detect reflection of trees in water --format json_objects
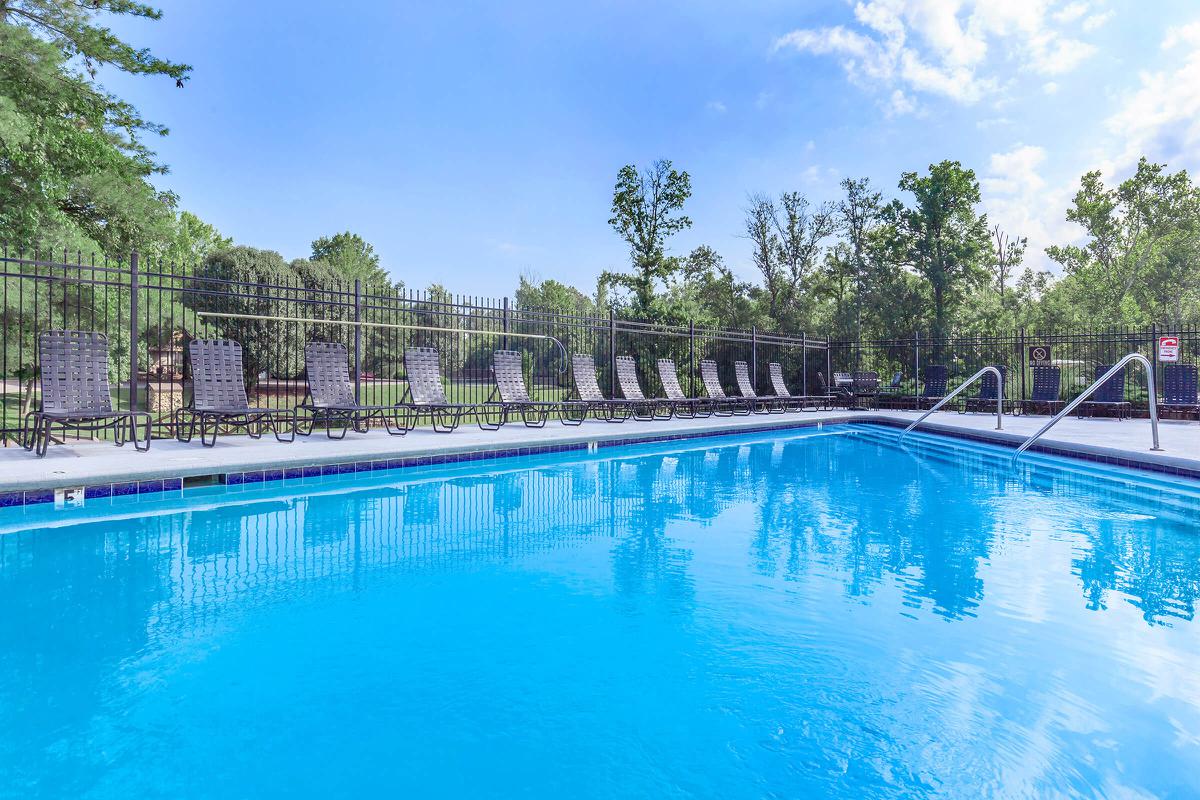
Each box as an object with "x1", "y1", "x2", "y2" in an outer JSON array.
[{"x1": 0, "y1": 513, "x2": 180, "y2": 793}]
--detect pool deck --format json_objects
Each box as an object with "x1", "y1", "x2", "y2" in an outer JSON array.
[{"x1": 2, "y1": 408, "x2": 1198, "y2": 499}]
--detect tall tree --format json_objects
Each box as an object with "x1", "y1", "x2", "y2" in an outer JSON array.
[
  {"x1": 888, "y1": 161, "x2": 991, "y2": 339},
  {"x1": 1046, "y1": 158, "x2": 1200, "y2": 326},
  {"x1": 310, "y1": 231, "x2": 389, "y2": 285},
  {"x1": 773, "y1": 191, "x2": 835, "y2": 325},
  {"x1": 989, "y1": 225, "x2": 1026, "y2": 303},
  {"x1": 0, "y1": 0, "x2": 190, "y2": 252},
  {"x1": 605, "y1": 160, "x2": 692, "y2": 311},
  {"x1": 743, "y1": 194, "x2": 781, "y2": 318}
]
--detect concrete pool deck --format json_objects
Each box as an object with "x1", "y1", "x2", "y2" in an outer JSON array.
[{"x1": 1, "y1": 408, "x2": 1197, "y2": 501}]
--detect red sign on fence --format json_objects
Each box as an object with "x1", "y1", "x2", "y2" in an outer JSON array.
[{"x1": 1158, "y1": 335, "x2": 1180, "y2": 362}]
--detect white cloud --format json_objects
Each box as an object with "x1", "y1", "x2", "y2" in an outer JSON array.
[
  {"x1": 1082, "y1": 11, "x2": 1113, "y2": 32},
  {"x1": 981, "y1": 144, "x2": 1080, "y2": 273},
  {"x1": 1042, "y1": 81, "x2": 1058, "y2": 94},
  {"x1": 774, "y1": 0, "x2": 1099, "y2": 113},
  {"x1": 1104, "y1": 20, "x2": 1200, "y2": 172},
  {"x1": 706, "y1": 100, "x2": 728, "y2": 114}
]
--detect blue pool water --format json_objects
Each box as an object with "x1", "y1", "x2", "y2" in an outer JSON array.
[{"x1": 1, "y1": 424, "x2": 1199, "y2": 798}]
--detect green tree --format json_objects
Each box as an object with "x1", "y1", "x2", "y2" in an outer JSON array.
[
  {"x1": 182, "y1": 247, "x2": 305, "y2": 388},
  {"x1": 605, "y1": 160, "x2": 692, "y2": 312},
  {"x1": 1046, "y1": 158, "x2": 1200, "y2": 326},
  {"x1": 310, "y1": 231, "x2": 390, "y2": 286},
  {"x1": 157, "y1": 211, "x2": 232, "y2": 266},
  {"x1": 888, "y1": 161, "x2": 991, "y2": 339},
  {"x1": 0, "y1": 0, "x2": 190, "y2": 253}
]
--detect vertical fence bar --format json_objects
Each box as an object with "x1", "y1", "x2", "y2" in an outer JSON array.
[
  {"x1": 353, "y1": 279, "x2": 362, "y2": 404},
  {"x1": 688, "y1": 319, "x2": 696, "y2": 398},
  {"x1": 128, "y1": 250, "x2": 139, "y2": 412},
  {"x1": 502, "y1": 296, "x2": 510, "y2": 351},
  {"x1": 608, "y1": 307, "x2": 616, "y2": 396},
  {"x1": 751, "y1": 325, "x2": 758, "y2": 391}
]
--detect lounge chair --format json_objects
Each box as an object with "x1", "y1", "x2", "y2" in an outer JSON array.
[
  {"x1": 1077, "y1": 364, "x2": 1132, "y2": 420},
  {"x1": 1016, "y1": 365, "x2": 1063, "y2": 416},
  {"x1": 734, "y1": 361, "x2": 785, "y2": 413},
  {"x1": 850, "y1": 371, "x2": 880, "y2": 410},
  {"x1": 570, "y1": 354, "x2": 632, "y2": 422},
  {"x1": 700, "y1": 360, "x2": 750, "y2": 415},
  {"x1": 1161, "y1": 363, "x2": 1199, "y2": 419},
  {"x1": 296, "y1": 341, "x2": 409, "y2": 438},
  {"x1": 399, "y1": 346, "x2": 479, "y2": 433},
  {"x1": 963, "y1": 365, "x2": 1007, "y2": 414},
  {"x1": 657, "y1": 358, "x2": 714, "y2": 418},
  {"x1": 482, "y1": 350, "x2": 562, "y2": 428},
  {"x1": 615, "y1": 355, "x2": 673, "y2": 420},
  {"x1": 916, "y1": 365, "x2": 949, "y2": 410},
  {"x1": 817, "y1": 371, "x2": 852, "y2": 408},
  {"x1": 767, "y1": 362, "x2": 810, "y2": 411},
  {"x1": 24, "y1": 330, "x2": 152, "y2": 457},
  {"x1": 176, "y1": 338, "x2": 296, "y2": 447}
]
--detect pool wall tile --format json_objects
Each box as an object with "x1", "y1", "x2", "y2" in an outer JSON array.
[{"x1": 0, "y1": 490, "x2": 25, "y2": 508}]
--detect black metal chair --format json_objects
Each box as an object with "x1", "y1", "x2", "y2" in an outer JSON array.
[
  {"x1": 1162, "y1": 363, "x2": 1199, "y2": 419},
  {"x1": 176, "y1": 339, "x2": 296, "y2": 447},
  {"x1": 399, "y1": 346, "x2": 480, "y2": 433},
  {"x1": 615, "y1": 355, "x2": 673, "y2": 420},
  {"x1": 963, "y1": 365, "x2": 1008, "y2": 414},
  {"x1": 817, "y1": 371, "x2": 851, "y2": 408},
  {"x1": 734, "y1": 361, "x2": 784, "y2": 413},
  {"x1": 570, "y1": 354, "x2": 632, "y2": 422},
  {"x1": 1077, "y1": 364, "x2": 1132, "y2": 420},
  {"x1": 296, "y1": 341, "x2": 409, "y2": 438},
  {"x1": 916, "y1": 365, "x2": 949, "y2": 410},
  {"x1": 657, "y1": 358, "x2": 715, "y2": 418},
  {"x1": 850, "y1": 370, "x2": 880, "y2": 410},
  {"x1": 25, "y1": 330, "x2": 152, "y2": 457},
  {"x1": 766, "y1": 363, "x2": 807, "y2": 411},
  {"x1": 481, "y1": 350, "x2": 562, "y2": 428},
  {"x1": 700, "y1": 360, "x2": 750, "y2": 416},
  {"x1": 1017, "y1": 365, "x2": 1063, "y2": 416}
]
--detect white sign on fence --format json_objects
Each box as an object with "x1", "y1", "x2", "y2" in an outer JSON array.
[{"x1": 1158, "y1": 335, "x2": 1180, "y2": 363}]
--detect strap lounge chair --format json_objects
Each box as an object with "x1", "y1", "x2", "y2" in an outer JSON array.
[
  {"x1": 657, "y1": 358, "x2": 714, "y2": 418},
  {"x1": 734, "y1": 361, "x2": 785, "y2": 413},
  {"x1": 482, "y1": 350, "x2": 563, "y2": 428},
  {"x1": 615, "y1": 355, "x2": 673, "y2": 420},
  {"x1": 296, "y1": 342, "x2": 410, "y2": 438},
  {"x1": 25, "y1": 330, "x2": 152, "y2": 457},
  {"x1": 916, "y1": 365, "x2": 949, "y2": 410},
  {"x1": 963, "y1": 365, "x2": 1007, "y2": 414},
  {"x1": 1077, "y1": 364, "x2": 1132, "y2": 420},
  {"x1": 700, "y1": 360, "x2": 750, "y2": 416},
  {"x1": 767, "y1": 363, "x2": 809, "y2": 411},
  {"x1": 1161, "y1": 363, "x2": 1199, "y2": 420},
  {"x1": 400, "y1": 346, "x2": 479, "y2": 433},
  {"x1": 176, "y1": 339, "x2": 296, "y2": 447},
  {"x1": 1016, "y1": 365, "x2": 1063, "y2": 416},
  {"x1": 570, "y1": 354, "x2": 632, "y2": 422}
]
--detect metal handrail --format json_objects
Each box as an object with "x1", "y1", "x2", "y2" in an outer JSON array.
[
  {"x1": 1013, "y1": 353, "x2": 1161, "y2": 460},
  {"x1": 195, "y1": 311, "x2": 570, "y2": 373},
  {"x1": 900, "y1": 366, "x2": 1004, "y2": 440}
]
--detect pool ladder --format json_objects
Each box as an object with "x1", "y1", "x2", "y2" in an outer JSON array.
[
  {"x1": 1012, "y1": 353, "x2": 1161, "y2": 462},
  {"x1": 900, "y1": 366, "x2": 1005, "y2": 442}
]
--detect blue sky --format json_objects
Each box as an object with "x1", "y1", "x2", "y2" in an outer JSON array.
[{"x1": 107, "y1": 0, "x2": 1200, "y2": 295}]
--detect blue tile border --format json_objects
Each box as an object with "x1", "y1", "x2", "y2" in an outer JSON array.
[{"x1": 4, "y1": 415, "x2": 1198, "y2": 509}]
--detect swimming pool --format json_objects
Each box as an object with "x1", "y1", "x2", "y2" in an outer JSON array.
[{"x1": 1, "y1": 424, "x2": 1197, "y2": 798}]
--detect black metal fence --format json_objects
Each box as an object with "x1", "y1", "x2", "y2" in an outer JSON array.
[
  {"x1": 0, "y1": 248, "x2": 828, "y2": 444},
  {"x1": 832, "y1": 327, "x2": 1200, "y2": 412}
]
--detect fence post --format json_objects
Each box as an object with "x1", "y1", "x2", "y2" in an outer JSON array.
[
  {"x1": 688, "y1": 319, "x2": 696, "y2": 398},
  {"x1": 608, "y1": 307, "x2": 616, "y2": 396},
  {"x1": 128, "y1": 250, "x2": 139, "y2": 413},
  {"x1": 914, "y1": 331, "x2": 920, "y2": 397},
  {"x1": 751, "y1": 325, "x2": 758, "y2": 391},
  {"x1": 801, "y1": 331, "x2": 807, "y2": 396},
  {"x1": 1019, "y1": 327, "x2": 1027, "y2": 402},
  {"x1": 353, "y1": 279, "x2": 362, "y2": 403},
  {"x1": 502, "y1": 296, "x2": 510, "y2": 351}
]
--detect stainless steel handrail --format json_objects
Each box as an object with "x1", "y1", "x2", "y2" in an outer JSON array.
[
  {"x1": 900, "y1": 366, "x2": 1004, "y2": 440},
  {"x1": 1013, "y1": 353, "x2": 1161, "y2": 460}
]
